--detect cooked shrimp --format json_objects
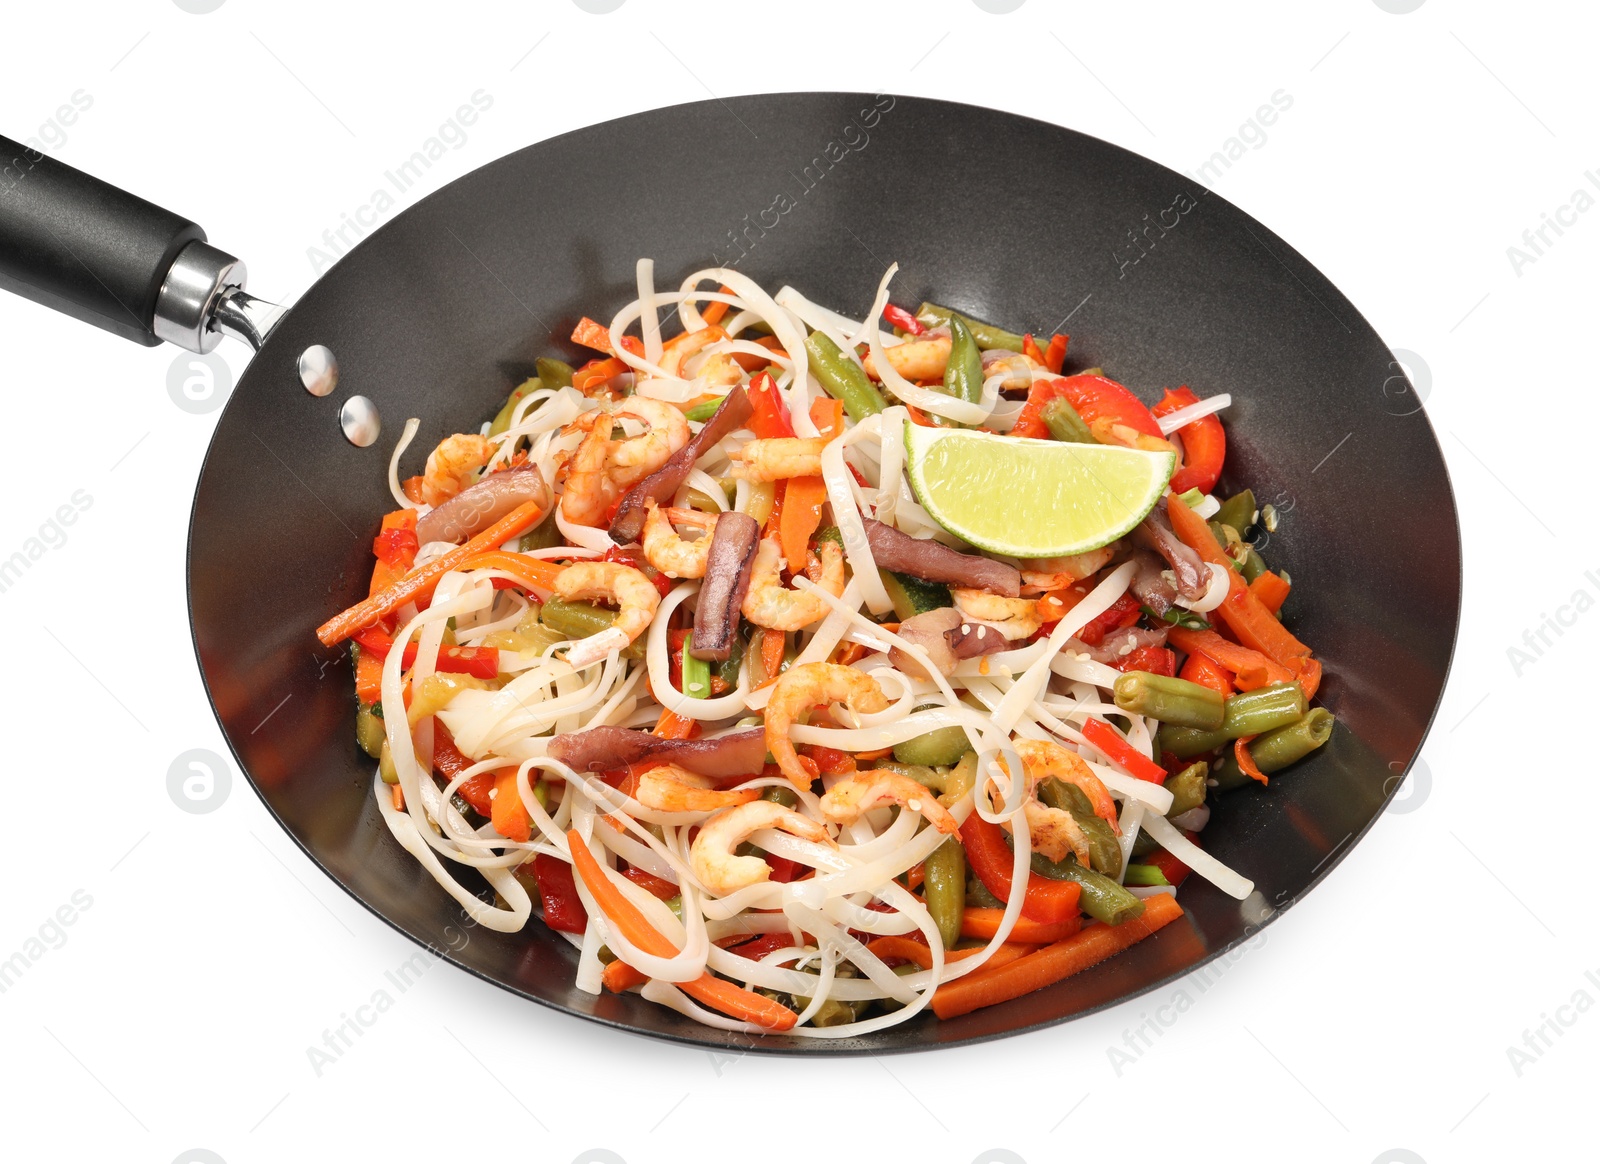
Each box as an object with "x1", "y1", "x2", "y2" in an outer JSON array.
[
  {"x1": 551, "y1": 561, "x2": 661, "y2": 667},
  {"x1": 765, "y1": 663, "x2": 890, "y2": 788},
  {"x1": 636, "y1": 763, "x2": 758, "y2": 813},
  {"x1": 1019, "y1": 546, "x2": 1116, "y2": 593},
  {"x1": 991, "y1": 737, "x2": 1120, "y2": 868},
  {"x1": 689, "y1": 800, "x2": 835, "y2": 895},
  {"x1": 819, "y1": 769, "x2": 959, "y2": 835},
  {"x1": 728, "y1": 437, "x2": 830, "y2": 482},
  {"x1": 559, "y1": 398, "x2": 691, "y2": 527},
  {"x1": 421, "y1": 433, "x2": 493, "y2": 507},
  {"x1": 741, "y1": 536, "x2": 846, "y2": 632},
  {"x1": 640, "y1": 501, "x2": 717, "y2": 580},
  {"x1": 952, "y1": 589, "x2": 1042, "y2": 641},
  {"x1": 862, "y1": 331, "x2": 951, "y2": 382},
  {"x1": 983, "y1": 350, "x2": 1043, "y2": 391}
]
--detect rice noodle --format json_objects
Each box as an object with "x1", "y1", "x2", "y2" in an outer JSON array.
[
  {"x1": 388, "y1": 417, "x2": 423, "y2": 510},
  {"x1": 1156, "y1": 393, "x2": 1231, "y2": 436}
]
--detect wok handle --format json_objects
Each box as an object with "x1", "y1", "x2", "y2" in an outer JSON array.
[{"x1": 0, "y1": 135, "x2": 253, "y2": 351}]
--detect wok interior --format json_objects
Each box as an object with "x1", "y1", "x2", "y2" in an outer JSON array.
[{"x1": 188, "y1": 94, "x2": 1458, "y2": 1052}]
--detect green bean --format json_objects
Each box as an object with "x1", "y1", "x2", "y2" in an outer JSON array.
[
  {"x1": 1212, "y1": 709, "x2": 1335, "y2": 791},
  {"x1": 489, "y1": 376, "x2": 541, "y2": 437},
  {"x1": 518, "y1": 509, "x2": 563, "y2": 552},
  {"x1": 683, "y1": 395, "x2": 725, "y2": 423},
  {"x1": 1042, "y1": 397, "x2": 1095, "y2": 444},
  {"x1": 941, "y1": 750, "x2": 979, "y2": 807},
  {"x1": 535, "y1": 357, "x2": 574, "y2": 390},
  {"x1": 1238, "y1": 546, "x2": 1268, "y2": 583},
  {"x1": 1036, "y1": 779, "x2": 1122, "y2": 875},
  {"x1": 761, "y1": 784, "x2": 800, "y2": 809},
  {"x1": 1130, "y1": 828, "x2": 1158, "y2": 860},
  {"x1": 1163, "y1": 761, "x2": 1209, "y2": 818},
  {"x1": 894, "y1": 724, "x2": 971, "y2": 768},
  {"x1": 1113, "y1": 672, "x2": 1226, "y2": 730},
  {"x1": 1214, "y1": 489, "x2": 1256, "y2": 536},
  {"x1": 715, "y1": 631, "x2": 745, "y2": 691},
  {"x1": 539, "y1": 598, "x2": 646, "y2": 659},
  {"x1": 681, "y1": 634, "x2": 712, "y2": 699},
  {"x1": 1030, "y1": 857, "x2": 1144, "y2": 926},
  {"x1": 805, "y1": 998, "x2": 868, "y2": 1027},
  {"x1": 356, "y1": 704, "x2": 386, "y2": 758},
  {"x1": 1121, "y1": 864, "x2": 1170, "y2": 887},
  {"x1": 803, "y1": 331, "x2": 886, "y2": 421},
  {"x1": 924, "y1": 838, "x2": 967, "y2": 949},
  {"x1": 914, "y1": 302, "x2": 1025, "y2": 353},
  {"x1": 966, "y1": 875, "x2": 1005, "y2": 909},
  {"x1": 943, "y1": 315, "x2": 983, "y2": 406},
  {"x1": 1157, "y1": 682, "x2": 1309, "y2": 757}
]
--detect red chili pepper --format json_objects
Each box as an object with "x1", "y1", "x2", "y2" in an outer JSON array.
[
  {"x1": 533, "y1": 853, "x2": 589, "y2": 933},
  {"x1": 883, "y1": 303, "x2": 925, "y2": 336},
  {"x1": 620, "y1": 865, "x2": 680, "y2": 901},
  {"x1": 433, "y1": 725, "x2": 495, "y2": 815},
  {"x1": 1081, "y1": 718, "x2": 1168, "y2": 783},
  {"x1": 351, "y1": 627, "x2": 500, "y2": 679},
  {"x1": 1012, "y1": 374, "x2": 1163, "y2": 442},
  {"x1": 959, "y1": 812, "x2": 1082, "y2": 924},
  {"x1": 1112, "y1": 645, "x2": 1177, "y2": 677},
  {"x1": 1074, "y1": 594, "x2": 1143, "y2": 647},
  {"x1": 747, "y1": 371, "x2": 796, "y2": 439},
  {"x1": 1153, "y1": 386, "x2": 1226, "y2": 495}
]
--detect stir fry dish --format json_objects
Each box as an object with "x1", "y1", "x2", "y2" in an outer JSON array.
[{"x1": 315, "y1": 261, "x2": 1331, "y2": 1037}]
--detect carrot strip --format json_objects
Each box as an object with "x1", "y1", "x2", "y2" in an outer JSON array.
[
  {"x1": 933, "y1": 893, "x2": 1184, "y2": 1020},
  {"x1": 491, "y1": 767, "x2": 531, "y2": 842},
  {"x1": 866, "y1": 935, "x2": 1034, "y2": 970},
  {"x1": 1233, "y1": 737, "x2": 1268, "y2": 786},
  {"x1": 461, "y1": 550, "x2": 565, "y2": 593},
  {"x1": 809, "y1": 395, "x2": 845, "y2": 439},
  {"x1": 1218, "y1": 569, "x2": 1312, "y2": 668},
  {"x1": 573, "y1": 356, "x2": 628, "y2": 393},
  {"x1": 317, "y1": 501, "x2": 548, "y2": 646},
  {"x1": 959, "y1": 909, "x2": 1083, "y2": 945},
  {"x1": 1043, "y1": 333, "x2": 1068, "y2": 375},
  {"x1": 390, "y1": 783, "x2": 405, "y2": 811},
  {"x1": 1164, "y1": 489, "x2": 1231, "y2": 568},
  {"x1": 1167, "y1": 626, "x2": 1295, "y2": 688},
  {"x1": 355, "y1": 647, "x2": 384, "y2": 705},
  {"x1": 760, "y1": 628, "x2": 785, "y2": 684},
  {"x1": 566, "y1": 829, "x2": 798, "y2": 1031},
  {"x1": 602, "y1": 959, "x2": 649, "y2": 993},
  {"x1": 571, "y1": 316, "x2": 617, "y2": 355},
  {"x1": 779, "y1": 476, "x2": 828, "y2": 570},
  {"x1": 699, "y1": 286, "x2": 734, "y2": 327},
  {"x1": 1249, "y1": 570, "x2": 1291, "y2": 614},
  {"x1": 653, "y1": 708, "x2": 699, "y2": 740}
]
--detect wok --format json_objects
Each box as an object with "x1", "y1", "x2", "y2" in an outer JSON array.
[{"x1": 0, "y1": 93, "x2": 1460, "y2": 1053}]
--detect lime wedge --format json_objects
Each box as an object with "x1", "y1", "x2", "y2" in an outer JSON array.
[{"x1": 903, "y1": 422, "x2": 1174, "y2": 558}]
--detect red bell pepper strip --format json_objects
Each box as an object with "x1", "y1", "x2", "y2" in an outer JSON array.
[
  {"x1": 433, "y1": 725, "x2": 495, "y2": 816},
  {"x1": 1179, "y1": 650, "x2": 1235, "y2": 697},
  {"x1": 533, "y1": 853, "x2": 588, "y2": 933},
  {"x1": 1154, "y1": 386, "x2": 1226, "y2": 495},
  {"x1": 1112, "y1": 645, "x2": 1176, "y2": 677},
  {"x1": 620, "y1": 865, "x2": 680, "y2": 901},
  {"x1": 1043, "y1": 333, "x2": 1068, "y2": 375},
  {"x1": 800, "y1": 744, "x2": 856, "y2": 775},
  {"x1": 960, "y1": 812, "x2": 1083, "y2": 924},
  {"x1": 883, "y1": 303, "x2": 925, "y2": 336},
  {"x1": 725, "y1": 932, "x2": 803, "y2": 961},
  {"x1": 1074, "y1": 593, "x2": 1143, "y2": 647},
  {"x1": 1012, "y1": 374, "x2": 1164, "y2": 442},
  {"x1": 1081, "y1": 718, "x2": 1168, "y2": 783},
  {"x1": 746, "y1": 371, "x2": 796, "y2": 438},
  {"x1": 1022, "y1": 333, "x2": 1047, "y2": 366},
  {"x1": 1142, "y1": 846, "x2": 1192, "y2": 887},
  {"x1": 350, "y1": 627, "x2": 500, "y2": 679}
]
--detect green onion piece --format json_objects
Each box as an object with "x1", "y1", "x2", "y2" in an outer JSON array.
[
  {"x1": 683, "y1": 395, "x2": 725, "y2": 423},
  {"x1": 1121, "y1": 864, "x2": 1171, "y2": 887},
  {"x1": 1178, "y1": 487, "x2": 1204, "y2": 508},
  {"x1": 681, "y1": 634, "x2": 712, "y2": 699}
]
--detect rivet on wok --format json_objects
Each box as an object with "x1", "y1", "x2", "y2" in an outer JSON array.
[
  {"x1": 298, "y1": 344, "x2": 339, "y2": 397},
  {"x1": 340, "y1": 396, "x2": 381, "y2": 447}
]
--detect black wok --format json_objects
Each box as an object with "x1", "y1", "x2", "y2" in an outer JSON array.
[{"x1": 0, "y1": 93, "x2": 1460, "y2": 1053}]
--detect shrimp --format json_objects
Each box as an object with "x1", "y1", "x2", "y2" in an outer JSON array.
[
  {"x1": 992, "y1": 737, "x2": 1121, "y2": 868},
  {"x1": 551, "y1": 561, "x2": 661, "y2": 667},
  {"x1": 689, "y1": 800, "x2": 835, "y2": 895},
  {"x1": 659, "y1": 325, "x2": 742, "y2": 388},
  {"x1": 952, "y1": 588, "x2": 1042, "y2": 641},
  {"x1": 861, "y1": 331, "x2": 951, "y2": 382},
  {"x1": 421, "y1": 433, "x2": 493, "y2": 507},
  {"x1": 728, "y1": 437, "x2": 830, "y2": 482},
  {"x1": 765, "y1": 663, "x2": 890, "y2": 788},
  {"x1": 819, "y1": 769, "x2": 959, "y2": 835},
  {"x1": 559, "y1": 398, "x2": 691, "y2": 527},
  {"x1": 741, "y1": 536, "x2": 846, "y2": 632},
  {"x1": 983, "y1": 350, "x2": 1043, "y2": 391},
  {"x1": 1019, "y1": 546, "x2": 1116, "y2": 593},
  {"x1": 640, "y1": 501, "x2": 717, "y2": 580},
  {"x1": 636, "y1": 763, "x2": 758, "y2": 813}
]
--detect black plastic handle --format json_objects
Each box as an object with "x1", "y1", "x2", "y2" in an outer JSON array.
[{"x1": 0, "y1": 135, "x2": 206, "y2": 346}]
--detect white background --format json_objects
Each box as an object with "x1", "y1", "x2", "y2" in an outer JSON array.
[{"x1": 0, "y1": 2, "x2": 1587, "y2": 1162}]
